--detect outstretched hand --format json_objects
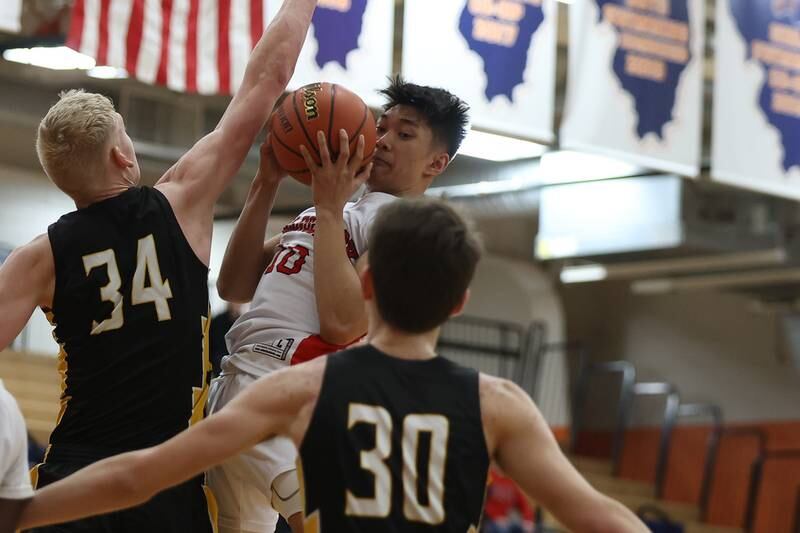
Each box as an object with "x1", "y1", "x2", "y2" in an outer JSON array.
[{"x1": 300, "y1": 129, "x2": 373, "y2": 216}]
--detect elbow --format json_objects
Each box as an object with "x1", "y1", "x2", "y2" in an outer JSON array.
[
  {"x1": 216, "y1": 278, "x2": 250, "y2": 305},
  {"x1": 115, "y1": 456, "x2": 156, "y2": 508},
  {"x1": 572, "y1": 498, "x2": 645, "y2": 533}
]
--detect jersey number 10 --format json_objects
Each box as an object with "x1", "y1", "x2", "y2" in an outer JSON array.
[
  {"x1": 82, "y1": 234, "x2": 173, "y2": 335},
  {"x1": 346, "y1": 403, "x2": 449, "y2": 525}
]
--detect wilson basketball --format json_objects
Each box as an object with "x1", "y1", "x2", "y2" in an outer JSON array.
[{"x1": 270, "y1": 82, "x2": 377, "y2": 184}]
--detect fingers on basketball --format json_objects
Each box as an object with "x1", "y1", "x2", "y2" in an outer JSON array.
[{"x1": 270, "y1": 82, "x2": 377, "y2": 186}]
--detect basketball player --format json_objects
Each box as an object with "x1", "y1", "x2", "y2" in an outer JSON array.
[
  {"x1": 0, "y1": 381, "x2": 33, "y2": 533},
  {"x1": 17, "y1": 199, "x2": 648, "y2": 533},
  {"x1": 210, "y1": 78, "x2": 469, "y2": 532},
  {"x1": 0, "y1": 1, "x2": 318, "y2": 531}
]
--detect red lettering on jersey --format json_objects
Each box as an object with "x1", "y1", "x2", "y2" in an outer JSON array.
[
  {"x1": 344, "y1": 230, "x2": 359, "y2": 261},
  {"x1": 282, "y1": 216, "x2": 317, "y2": 236}
]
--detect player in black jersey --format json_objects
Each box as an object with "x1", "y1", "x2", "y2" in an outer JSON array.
[
  {"x1": 18, "y1": 199, "x2": 648, "y2": 533},
  {"x1": 0, "y1": 1, "x2": 318, "y2": 531}
]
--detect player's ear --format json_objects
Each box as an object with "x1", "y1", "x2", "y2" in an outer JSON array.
[
  {"x1": 424, "y1": 151, "x2": 450, "y2": 178},
  {"x1": 450, "y1": 289, "x2": 470, "y2": 318},
  {"x1": 111, "y1": 146, "x2": 134, "y2": 169}
]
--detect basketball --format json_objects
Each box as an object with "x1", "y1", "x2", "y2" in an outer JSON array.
[{"x1": 270, "y1": 82, "x2": 377, "y2": 185}]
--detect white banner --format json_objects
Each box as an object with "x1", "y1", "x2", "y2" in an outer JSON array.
[
  {"x1": 401, "y1": 0, "x2": 557, "y2": 142},
  {"x1": 0, "y1": 0, "x2": 21, "y2": 33},
  {"x1": 560, "y1": 0, "x2": 705, "y2": 176},
  {"x1": 712, "y1": 0, "x2": 800, "y2": 199},
  {"x1": 268, "y1": 0, "x2": 394, "y2": 109}
]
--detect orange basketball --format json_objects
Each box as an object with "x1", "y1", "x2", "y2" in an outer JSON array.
[{"x1": 270, "y1": 82, "x2": 377, "y2": 185}]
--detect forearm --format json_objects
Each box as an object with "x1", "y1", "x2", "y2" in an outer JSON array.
[
  {"x1": 218, "y1": 178, "x2": 280, "y2": 302},
  {"x1": 220, "y1": 0, "x2": 317, "y2": 137},
  {"x1": 313, "y1": 209, "x2": 367, "y2": 345},
  {"x1": 18, "y1": 452, "x2": 152, "y2": 530}
]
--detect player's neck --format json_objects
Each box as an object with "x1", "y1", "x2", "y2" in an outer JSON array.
[
  {"x1": 368, "y1": 324, "x2": 439, "y2": 361},
  {"x1": 73, "y1": 175, "x2": 137, "y2": 209}
]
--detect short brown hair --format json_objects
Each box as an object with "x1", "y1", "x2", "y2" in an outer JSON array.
[
  {"x1": 368, "y1": 199, "x2": 482, "y2": 333},
  {"x1": 36, "y1": 90, "x2": 117, "y2": 193}
]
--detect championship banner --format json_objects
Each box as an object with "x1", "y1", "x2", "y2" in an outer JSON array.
[
  {"x1": 401, "y1": 0, "x2": 557, "y2": 142},
  {"x1": 712, "y1": 0, "x2": 800, "y2": 199},
  {"x1": 268, "y1": 0, "x2": 394, "y2": 109},
  {"x1": 560, "y1": 0, "x2": 705, "y2": 176}
]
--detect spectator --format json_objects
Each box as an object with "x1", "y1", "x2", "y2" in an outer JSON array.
[{"x1": 483, "y1": 468, "x2": 535, "y2": 533}]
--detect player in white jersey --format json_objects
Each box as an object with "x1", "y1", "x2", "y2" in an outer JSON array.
[
  {"x1": 0, "y1": 380, "x2": 34, "y2": 532},
  {"x1": 210, "y1": 77, "x2": 470, "y2": 533}
]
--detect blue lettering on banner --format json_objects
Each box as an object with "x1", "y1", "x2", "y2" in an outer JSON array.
[
  {"x1": 458, "y1": 0, "x2": 545, "y2": 102},
  {"x1": 596, "y1": 0, "x2": 691, "y2": 139},
  {"x1": 311, "y1": 0, "x2": 368, "y2": 69},
  {"x1": 729, "y1": 0, "x2": 800, "y2": 171}
]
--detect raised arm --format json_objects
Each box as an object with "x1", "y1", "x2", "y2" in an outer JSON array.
[
  {"x1": 18, "y1": 358, "x2": 326, "y2": 530},
  {"x1": 217, "y1": 140, "x2": 284, "y2": 303},
  {"x1": 156, "y1": 0, "x2": 317, "y2": 264},
  {"x1": 301, "y1": 131, "x2": 372, "y2": 344},
  {"x1": 483, "y1": 376, "x2": 649, "y2": 533},
  {"x1": 0, "y1": 235, "x2": 54, "y2": 351}
]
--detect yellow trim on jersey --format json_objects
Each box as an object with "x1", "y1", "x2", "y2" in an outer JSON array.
[
  {"x1": 43, "y1": 310, "x2": 71, "y2": 461},
  {"x1": 190, "y1": 312, "x2": 212, "y2": 427},
  {"x1": 303, "y1": 511, "x2": 320, "y2": 533},
  {"x1": 203, "y1": 483, "x2": 219, "y2": 533},
  {"x1": 29, "y1": 463, "x2": 41, "y2": 489}
]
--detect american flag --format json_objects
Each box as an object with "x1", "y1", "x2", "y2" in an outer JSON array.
[
  {"x1": 0, "y1": 0, "x2": 22, "y2": 33},
  {"x1": 67, "y1": 0, "x2": 269, "y2": 95}
]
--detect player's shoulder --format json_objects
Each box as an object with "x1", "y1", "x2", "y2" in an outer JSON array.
[
  {"x1": 479, "y1": 374, "x2": 528, "y2": 406},
  {"x1": 347, "y1": 191, "x2": 396, "y2": 214},
  {"x1": 4, "y1": 235, "x2": 52, "y2": 273},
  {"x1": 0, "y1": 380, "x2": 24, "y2": 431}
]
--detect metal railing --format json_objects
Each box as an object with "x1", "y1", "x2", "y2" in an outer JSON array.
[
  {"x1": 667, "y1": 402, "x2": 723, "y2": 518},
  {"x1": 436, "y1": 316, "x2": 545, "y2": 395},
  {"x1": 745, "y1": 449, "x2": 800, "y2": 533},
  {"x1": 621, "y1": 382, "x2": 680, "y2": 497},
  {"x1": 702, "y1": 427, "x2": 767, "y2": 530},
  {"x1": 571, "y1": 358, "x2": 637, "y2": 476}
]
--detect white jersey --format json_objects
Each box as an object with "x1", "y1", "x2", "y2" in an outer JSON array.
[
  {"x1": 224, "y1": 192, "x2": 395, "y2": 376},
  {"x1": 0, "y1": 379, "x2": 34, "y2": 500}
]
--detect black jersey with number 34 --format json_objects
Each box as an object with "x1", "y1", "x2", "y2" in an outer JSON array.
[
  {"x1": 299, "y1": 345, "x2": 490, "y2": 532},
  {"x1": 45, "y1": 187, "x2": 211, "y2": 461}
]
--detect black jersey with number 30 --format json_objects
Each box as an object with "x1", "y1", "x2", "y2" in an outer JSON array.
[
  {"x1": 299, "y1": 345, "x2": 490, "y2": 532},
  {"x1": 45, "y1": 187, "x2": 210, "y2": 462}
]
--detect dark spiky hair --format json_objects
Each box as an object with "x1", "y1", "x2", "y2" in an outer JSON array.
[{"x1": 379, "y1": 76, "x2": 470, "y2": 159}]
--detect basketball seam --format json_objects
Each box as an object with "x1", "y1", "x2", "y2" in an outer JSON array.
[
  {"x1": 292, "y1": 90, "x2": 321, "y2": 163},
  {"x1": 272, "y1": 130, "x2": 305, "y2": 159},
  {"x1": 327, "y1": 83, "x2": 337, "y2": 158}
]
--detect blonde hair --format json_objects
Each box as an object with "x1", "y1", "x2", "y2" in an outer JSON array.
[{"x1": 36, "y1": 89, "x2": 117, "y2": 193}]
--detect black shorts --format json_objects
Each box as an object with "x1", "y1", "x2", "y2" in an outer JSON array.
[{"x1": 28, "y1": 462, "x2": 216, "y2": 533}]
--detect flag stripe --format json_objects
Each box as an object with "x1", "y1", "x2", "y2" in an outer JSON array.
[
  {"x1": 217, "y1": 0, "x2": 232, "y2": 94},
  {"x1": 229, "y1": 0, "x2": 250, "y2": 93},
  {"x1": 66, "y1": 0, "x2": 86, "y2": 52},
  {"x1": 167, "y1": 0, "x2": 190, "y2": 92},
  {"x1": 137, "y1": 0, "x2": 162, "y2": 83},
  {"x1": 96, "y1": 0, "x2": 111, "y2": 65},
  {"x1": 107, "y1": 0, "x2": 134, "y2": 68},
  {"x1": 250, "y1": 0, "x2": 263, "y2": 56},
  {"x1": 197, "y1": 0, "x2": 219, "y2": 94},
  {"x1": 186, "y1": 0, "x2": 200, "y2": 92},
  {"x1": 155, "y1": 0, "x2": 173, "y2": 86},
  {"x1": 81, "y1": 0, "x2": 101, "y2": 59},
  {"x1": 126, "y1": 0, "x2": 145, "y2": 75}
]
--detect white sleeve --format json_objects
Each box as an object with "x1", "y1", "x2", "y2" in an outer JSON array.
[{"x1": 0, "y1": 388, "x2": 34, "y2": 500}]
